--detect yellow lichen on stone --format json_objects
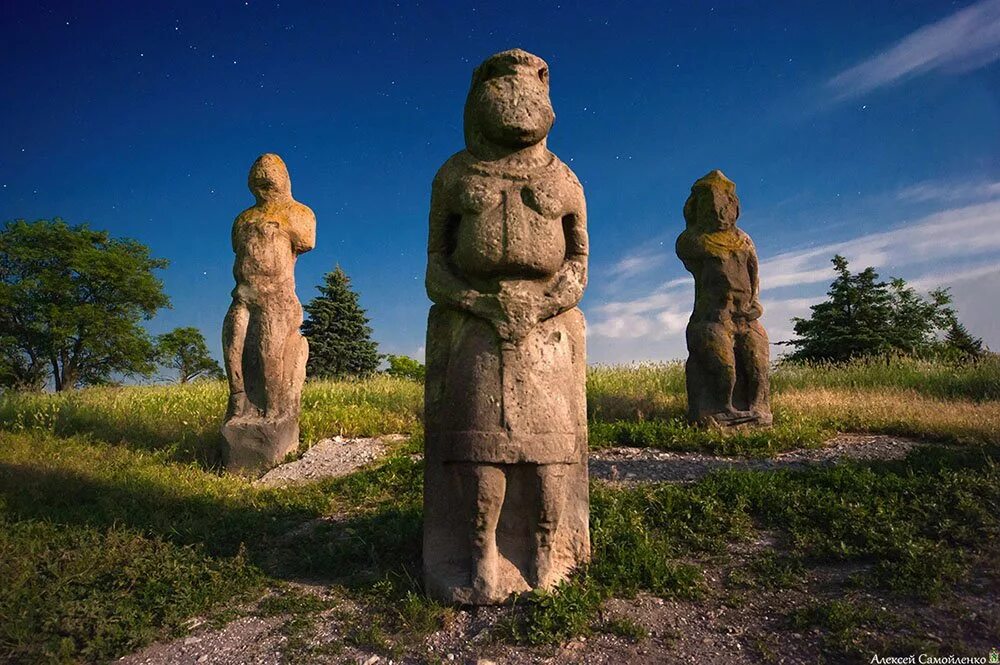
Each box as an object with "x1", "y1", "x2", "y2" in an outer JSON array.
[{"x1": 692, "y1": 169, "x2": 736, "y2": 194}]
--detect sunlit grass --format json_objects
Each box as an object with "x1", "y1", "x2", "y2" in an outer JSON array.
[
  {"x1": 0, "y1": 376, "x2": 423, "y2": 464},
  {"x1": 0, "y1": 356, "x2": 996, "y2": 466}
]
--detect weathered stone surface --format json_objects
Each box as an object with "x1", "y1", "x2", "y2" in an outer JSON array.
[
  {"x1": 423, "y1": 48, "x2": 590, "y2": 604},
  {"x1": 676, "y1": 170, "x2": 772, "y2": 427},
  {"x1": 222, "y1": 154, "x2": 316, "y2": 473}
]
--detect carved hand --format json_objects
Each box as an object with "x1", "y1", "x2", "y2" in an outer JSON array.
[{"x1": 495, "y1": 282, "x2": 545, "y2": 343}]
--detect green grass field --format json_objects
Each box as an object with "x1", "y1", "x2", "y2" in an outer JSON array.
[{"x1": 1, "y1": 357, "x2": 998, "y2": 662}]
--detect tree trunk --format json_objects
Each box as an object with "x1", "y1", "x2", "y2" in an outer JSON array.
[{"x1": 51, "y1": 356, "x2": 62, "y2": 392}]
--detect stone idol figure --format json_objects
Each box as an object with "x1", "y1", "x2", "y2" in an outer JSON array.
[
  {"x1": 676, "y1": 170, "x2": 772, "y2": 427},
  {"x1": 222, "y1": 154, "x2": 316, "y2": 473},
  {"x1": 423, "y1": 49, "x2": 590, "y2": 604}
]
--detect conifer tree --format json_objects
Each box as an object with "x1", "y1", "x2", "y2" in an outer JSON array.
[
  {"x1": 944, "y1": 319, "x2": 985, "y2": 359},
  {"x1": 301, "y1": 266, "x2": 380, "y2": 378}
]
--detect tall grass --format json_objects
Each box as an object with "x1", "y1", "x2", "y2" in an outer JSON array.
[{"x1": 586, "y1": 355, "x2": 1000, "y2": 417}]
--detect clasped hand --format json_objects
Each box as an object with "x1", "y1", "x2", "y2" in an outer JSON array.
[{"x1": 472, "y1": 282, "x2": 546, "y2": 343}]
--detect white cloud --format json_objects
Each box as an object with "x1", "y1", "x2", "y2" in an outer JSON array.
[
  {"x1": 828, "y1": 0, "x2": 1000, "y2": 101},
  {"x1": 606, "y1": 251, "x2": 669, "y2": 280},
  {"x1": 896, "y1": 179, "x2": 1000, "y2": 204}
]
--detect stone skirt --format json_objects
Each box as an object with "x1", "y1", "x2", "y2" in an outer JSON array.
[{"x1": 424, "y1": 304, "x2": 587, "y2": 465}]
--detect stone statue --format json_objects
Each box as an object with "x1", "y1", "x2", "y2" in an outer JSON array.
[
  {"x1": 423, "y1": 49, "x2": 590, "y2": 604},
  {"x1": 222, "y1": 154, "x2": 316, "y2": 472},
  {"x1": 676, "y1": 170, "x2": 772, "y2": 427}
]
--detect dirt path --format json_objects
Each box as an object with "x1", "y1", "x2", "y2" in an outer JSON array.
[
  {"x1": 257, "y1": 432, "x2": 928, "y2": 488},
  {"x1": 588, "y1": 433, "x2": 928, "y2": 484}
]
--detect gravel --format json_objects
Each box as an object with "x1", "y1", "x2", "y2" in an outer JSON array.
[{"x1": 256, "y1": 434, "x2": 406, "y2": 487}]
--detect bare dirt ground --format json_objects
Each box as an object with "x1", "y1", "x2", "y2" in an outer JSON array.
[{"x1": 120, "y1": 434, "x2": 998, "y2": 665}]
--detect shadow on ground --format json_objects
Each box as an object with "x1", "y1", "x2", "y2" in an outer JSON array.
[{"x1": 0, "y1": 460, "x2": 423, "y2": 587}]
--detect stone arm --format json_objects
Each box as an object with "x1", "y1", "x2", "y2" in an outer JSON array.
[
  {"x1": 535, "y1": 205, "x2": 588, "y2": 321},
  {"x1": 744, "y1": 232, "x2": 763, "y2": 320},
  {"x1": 425, "y1": 176, "x2": 504, "y2": 322},
  {"x1": 675, "y1": 231, "x2": 704, "y2": 277},
  {"x1": 287, "y1": 204, "x2": 317, "y2": 255}
]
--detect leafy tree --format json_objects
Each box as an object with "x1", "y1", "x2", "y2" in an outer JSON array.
[
  {"x1": 385, "y1": 354, "x2": 425, "y2": 381},
  {"x1": 783, "y1": 255, "x2": 960, "y2": 362},
  {"x1": 155, "y1": 327, "x2": 223, "y2": 383},
  {"x1": 301, "y1": 266, "x2": 380, "y2": 378},
  {"x1": 0, "y1": 219, "x2": 169, "y2": 391}
]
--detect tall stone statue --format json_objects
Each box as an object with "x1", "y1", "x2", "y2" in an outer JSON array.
[
  {"x1": 423, "y1": 49, "x2": 590, "y2": 604},
  {"x1": 676, "y1": 170, "x2": 772, "y2": 427},
  {"x1": 222, "y1": 154, "x2": 316, "y2": 472}
]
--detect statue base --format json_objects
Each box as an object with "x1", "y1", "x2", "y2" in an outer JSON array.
[{"x1": 221, "y1": 414, "x2": 300, "y2": 475}]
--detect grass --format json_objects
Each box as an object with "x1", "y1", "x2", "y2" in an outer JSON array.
[
  {"x1": 788, "y1": 599, "x2": 895, "y2": 657},
  {"x1": 0, "y1": 356, "x2": 998, "y2": 660},
  {"x1": 0, "y1": 376, "x2": 423, "y2": 464},
  {"x1": 0, "y1": 430, "x2": 426, "y2": 662},
  {"x1": 2, "y1": 431, "x2": 998, "y2": 660},
  {"x1": 587, "y1": 356, "x2": 1000, "y2": 452},
  {"x1": 1, "y1": 357, "x2": 996, "y2": 466}
]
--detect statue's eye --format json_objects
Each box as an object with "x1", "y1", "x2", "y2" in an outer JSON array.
[{"x1": 538, "y1": 67, "x2": 548, "y2": 83}]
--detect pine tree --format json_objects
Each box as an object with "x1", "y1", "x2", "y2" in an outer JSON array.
[
  {"x1": 944, "y1": 319, "x2": 985, "y2": 359},
  {"x1": 301, "y1": 266, "x2": 380, "y2": 378}
]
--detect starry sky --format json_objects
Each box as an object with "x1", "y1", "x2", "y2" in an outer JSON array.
[{"x1": 3, "y1": 0, "x2": 999, "y2": 367}]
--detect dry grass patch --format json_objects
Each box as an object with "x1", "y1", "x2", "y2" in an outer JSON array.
[{"x1": 777, "y1": 388, "x2": 999, "y2": 445}]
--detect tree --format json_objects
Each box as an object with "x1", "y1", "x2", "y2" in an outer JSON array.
[
  {"x1": 301, "y1": 266, "x2": 380, "y2": 378},
  {"x1": 155, "y1": 327, "x2": 223, "y2": 383},
  {"x1": 783, "y1": 255, "x2": 959, "y2": 362},
  {"x1": 385, "y1": 354, "x2": 425, "y2": 381},
  {"x1": 0, "y1": 219, "x2": 169, "y2": 391},
  {"x1": 943, "y1": 319, "x2": 985, "y2": 359},
  {"x1": 0, "y1": 334, "x2": 46, "y2": 392}
]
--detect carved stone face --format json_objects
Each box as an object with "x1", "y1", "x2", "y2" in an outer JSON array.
[
  {"x1": 248, "y1": 153, "x2": 291, "y2": 202},
  {"x1": 683, "y1": 171, "x2": 740, "y2": 232},
  {"x1": 464, "y1": 49, "x2": 555, "y2": 152}
]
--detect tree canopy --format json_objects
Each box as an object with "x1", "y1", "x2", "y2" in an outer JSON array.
[
  {"x1": 155, "y1": 327, "x2": 223, "y2": 383},
  {"x1": 301, "y1": 266, "x2": 380, "y2": 379},
  {"x1": 0, "y1": 219, "x2": 170, "y2": 390},
  {"x1": 385, "y1": 354, "x2": 425, "y2": 381},
  {"x1": 783, "y1": 254, "x2": 980, "y2": 362}
]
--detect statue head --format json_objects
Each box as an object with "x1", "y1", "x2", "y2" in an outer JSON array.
[
  {"x1": 464, "y1": 49, "x2": 555, "y2": 157},
  {"x1": 683, "y1": 170, "x2": 740, "y2": 232},
  {"x1": 248, "y1": 153, "x2": 292, "y2": 203}
]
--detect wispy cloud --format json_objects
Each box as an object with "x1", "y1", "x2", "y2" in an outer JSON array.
[
  {"x1": 760, "y1": 199, "x2": 1000, "y2": 289},
  {"x1": 606, "y1": 250, "x2": 670, "y2": 280},
  {"x1": 827, "y1": 0, "x2": 1000, "y2": 101},
  {"x1": 896, "y1": 179, "x2": 1000, "y2": 204}
]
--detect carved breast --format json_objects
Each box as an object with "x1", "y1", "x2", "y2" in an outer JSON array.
[
  {"x1": 235, "y1": 217, "x2": 295, "y2": 281},
  {"x1": 450, "y1": 174, "x2": 567, "y2": 280}
]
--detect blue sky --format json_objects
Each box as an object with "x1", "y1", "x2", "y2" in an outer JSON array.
[{"x1": 2, "y1": 0, "x2": 998, "y2": 366}]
